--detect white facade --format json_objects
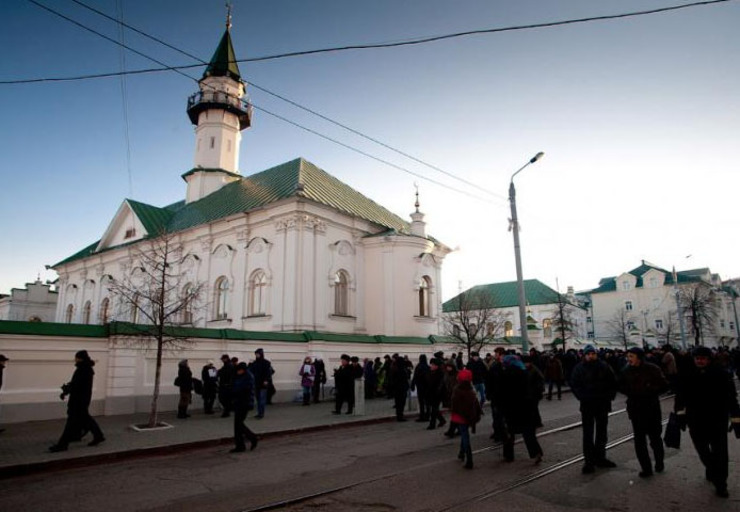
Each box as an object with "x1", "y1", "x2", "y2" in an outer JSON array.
[{"x1": 0, "y1": 279, "x2": 58, "y2": 322}]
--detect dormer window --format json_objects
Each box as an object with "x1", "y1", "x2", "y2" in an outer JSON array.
[
  {"x1": 124, "y1": 228, "x2": 136, "y2": 239},
  {"x1": 622, "y1": 281, "x2": 631, "y2": 291}
]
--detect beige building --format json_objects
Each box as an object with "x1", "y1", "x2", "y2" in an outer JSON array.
[{"x1": 587, "y1": 261, "x2": 739, "y2": 348}]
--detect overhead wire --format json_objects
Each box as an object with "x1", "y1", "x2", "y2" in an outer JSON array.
[
  {"x1": 23, "y1": 0, "x2": 494, "y2": 203},
  {"x1": 115, "y1": 0, "x2": 134, "y2": 199}
]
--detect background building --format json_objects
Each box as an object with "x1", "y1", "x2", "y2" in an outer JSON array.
[{"x1": 0, "y1": 279, "x2": 58, "y2": 322}]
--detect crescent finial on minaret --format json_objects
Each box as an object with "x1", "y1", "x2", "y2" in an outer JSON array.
[{"x1": 226, "y1": 2, "x2": 233, "y2": 30}]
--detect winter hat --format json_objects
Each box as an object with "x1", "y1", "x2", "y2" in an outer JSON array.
[
  {"x1": 0, "y1": 354, "x2": 8, "y2": 362},
  {"x1": 502, "y1": 355, "x2": 525, "y2": 370},
  {"x1": 236, "y1": 362, "x2": 248, "y2": 372},
  {"x1": 430, "y1": 358, "x2": 441, "y2": 367},
  {"x1": 255, "y1": 348, "x2": 264, "y2": 357},
  {"x1": 350, "y1": 356, "x2": 359, "y2": 363},
  {"x1": 75, "y1": 350, "x2": 91, "y2": 361},
  {"x1": 627, "y1": 347, "x2": 645, "y2": 359},
  {"x1": 433, "y1": 351, "x2": 444, "y2": 360},
  {"x1": 340, "y1": 354, "x2": 351, "y2": 361},
  {"x1": 221, "y1": 354, "x2": 230, "y2": 361},
  {"x1": 457, "y1": 368, "x2": 473, "y2": 382},
  {"x1": 583, "y1": 345, "x2": 597, "y2": 355},
  {"x1": 470, "y1": 351, "x2": 479, "y2": 357},
  {"x1": 693, "y1": 346, "x2": 712, "y2": 358}
]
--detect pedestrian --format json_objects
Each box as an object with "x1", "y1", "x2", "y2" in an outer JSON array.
[
  {"x1": 442, "y1": 360, "x2": 459, "y2": 437},
  {"x1": 312, "y1": 357, "x2": 327, "y2": 403},
  {"x1": 451, "y1": 369, "x2": 482, "y2": 469},
  {"x1": 674, "y1": 346, "x2": 740, "y2": 498},
  {"x1": 388, "y1": 354, "x2": 410, "y2": 422},
  {"x1": 299, "y1": 356, "x2": 315, "y2": 406},
  {"x1": 175, "y1": 359, "x2": 193, "y2": 419},
  {"x1": 0, "y1": 354, "x2": 8, "y2": 433},
  {"x1": 425, "y1": 358, "x2": 447, "y2": 430},
  {"x1": 49, "y1": 350, "x2": 105, "y2": 452},
  {"x1": 619, "y1": 347, "x2": 669, "y2": 478},
  {"x1": 411, "y1": 354, "x2": 430, "y2": 422},
  {"x1": 217, "y1": 354, "x2": 235, "y2": 418},
  {"x1": 544, "y1": 353, "x2": 564, "y2": 401},
  {"x1": 201, "y1": 360, "x2": 218, "y2": 414},
  {"x1": 570, "y1": 344, "x2": 618, "y2": 474},
  {"x1": 466, "y1": 352, "x2": 487, "y2": 406},
  {"x1": 363, "y1": 358, "x2": 377, "y2": 400},
  {"x1": 485, "y1": 347, "x2": 506, "y2": 442},
  {"x1": 333, "y1": 354, "x2": 354, "y2": 414},
  {"x1": 659, "y1": 345, "x2": 678, "y2": 393},
  {"x1": 500, "y1": 355, "x2": 543, "y2": 463},
  {"x1": 522, "y1": 355, "x2": 545, "y2": 428},
  {"x1": 231, "y1": 362, "x2": 258, "y2": 453},
  {"x1": 249, "y1": 348, "x2": 274, "y2": 419}
]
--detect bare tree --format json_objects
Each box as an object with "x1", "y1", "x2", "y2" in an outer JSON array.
[
  {"x1": 443, "y1": 289, "x2": 509, "y2": 359},
  {"x1": 108, "y1": 231, "x2": 204, "y2": 428},
  {"x1": 550, "y1": 293, "x2": 577, "y2": 352},
  {"x1": 658, "y1": 311, "x2": 680, "y2": 346},
  {"x1": 678, "y1": 283, "x2": 717, "y2": 346},
  {"x1": 605, "y1": 308, "x2": 632, "y2": 350}
]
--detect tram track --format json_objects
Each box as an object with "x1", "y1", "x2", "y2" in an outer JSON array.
[{"x1": 241, "y1": 397, "x2": 674, "y2": 512}]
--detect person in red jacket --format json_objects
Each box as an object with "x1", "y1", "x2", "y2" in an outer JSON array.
[{"x1": 451, "y1": 369, "x2": 482, "y2": 469}]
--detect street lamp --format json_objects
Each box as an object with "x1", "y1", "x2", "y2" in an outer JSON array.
[{"x1": 509, "y1": 151, "x2": 544, "y2": 353}]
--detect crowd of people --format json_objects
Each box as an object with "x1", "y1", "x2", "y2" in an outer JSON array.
[{"x1": 12, "y1": 342, "x2": 740, "y2": 497}]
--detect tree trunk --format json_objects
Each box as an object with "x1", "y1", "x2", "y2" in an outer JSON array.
[{"x1": 148, "y1": 337, "x2": 163, "y2": 428}]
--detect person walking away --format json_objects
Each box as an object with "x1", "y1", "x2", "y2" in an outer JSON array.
[
  {"x1": 388, "y1": 354, "x2": 410, "y2": 421},
  {"x1": 425, "y1": 358, "x2": 447, "y2": 430},
  {"x1": 451, "y1": 369, "x2": 482, "y2": 469},
  {"x1": 442, "y1": 360, "x2": 459, "y2": 437},
  {"x1": 523, "y1": 355, "x2": 545, "y2": 428},
  {"x1": 485, "y1": 347, "x2": 506, "y2": 442},
  {"x1": 363, "y1": 358, "x2": 377, "y2": 400},
  {"x1": 299, "y1": 357, "x2": 315, "y2": 406},
  {"x1": 49, "y1": 350, "x2": 104, "y2": 452},
  {"x1": 544, "y1": 353, "x2": 564, "y2": 400},
  {"x1": 217, "y1": 354, "x2": 235, "y2": 418},
  {"x1": 312, "y1": 357, "x2": 327, "y2": 403},
  {"x1": 0, "y1": 354, "x2": 8, "y2": 433},
  {"x1": 249, "y1": 348, "x2": 274, "y2": 419},
  {"x1": 466, "y1": 352, "x2": 487, "y2": 406},
  {"x1": 201, "y1": 360, "x2": 218, "y2": 414},
  {"x1": 176, "y1": 359, "x2": 193, "y2": 419},
  {"x1": 411, "y1": 354, "x2": 430, "y2": 422},
  {"x1": 333, "y1": 354, "x2": 354, "y2": 414},
  {"x1": 570, "y1": 344, "x2": 618, "y2": 474},
  {"x1": 499, "y1": 355, "x2": 543, "y2": 463},
  {"x1": 231, "y1": 362, "x2": 258, "y2": 453},
  {"x1": 618, "y1": 347, "x2": 669, "y2": 478},
  {"x1": 674, "y1": 346, "x2": 740, "y2": 498}
]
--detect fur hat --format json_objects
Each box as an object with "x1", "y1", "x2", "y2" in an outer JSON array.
[
  {"x1": 457, "y1": 368, "x2": 473, "y2": 382},
  {"x1": 583, "y1": 344, "x2": 597, "y2": 355},
  {"x1": 627, "y1": 347, "x2": 645, "y2": 358},
  {"x1": 693, "y1": 346, "x2": 712, "y2": 358}
]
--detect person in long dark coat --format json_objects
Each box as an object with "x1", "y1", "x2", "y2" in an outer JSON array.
[
  {"x1": 217, "y1": 354, "x2": 235, "y2": 418},
  {"x1": 411, "y1": 354, "x2": 430, "y2": 422},
  {"x1": 675, "y1": 346, "x2": 740, "y2": 498},
  {"x1": 333, "y1": 354, "x2": 355, "y2": 414},
  {"x1": 249, "y1": 348, "x2": 274, "y2": 419},
  {"x1": 618, "y1": 347, "x2": 669, "y2": 478},
  {"x1": 425, "y1": 358, "x2": 447, "y2": 430},
  {"x1": 201, "y1": 360, "x2": 218, "y2": 414},
  {"x1": 363, "y1": 359, "x2": 377, "y2": 400},
  {"x1": 231, "y1": 362, "x2": 258, "y2": 453},
  {"x1": 544, "y1": 353, "x2": 565, "y2": 400},
  {"x1": 499, "y1": 355, "x2": 543, "y2": 463},
  {"x1": 176, "y1": 359, "x2": 193, "y2": 419},
  {"x1": 388, "y1": 354, "x2": 410, "y2": 421},
  {"x1": 312, "y1": 358, "x2": 327, "y2": 403},
  {"x1": 49, "y1": 350, "x2": 104, "y2": 452},
  {"x1": 570, "y1": 345, "x2": 618, "y2": 474},
  {"x1": 485, "y1": 347, "x2": 507, "y2": 442}
]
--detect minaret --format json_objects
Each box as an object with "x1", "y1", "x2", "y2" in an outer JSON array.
[
  {"x1": 410, "y1": 184, "x2": 426, "y2": 237},
  {"x1": 184, "y1": 7, "x2": 252, "y2": 203}
]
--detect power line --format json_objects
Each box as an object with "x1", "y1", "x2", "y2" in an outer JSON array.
[
  {"x1": 21, "y1": 0, "x2": 495, "y2": 203},
  {"x1": 115, "y1": 0, "x2": 134, "y2": 199},
  {"x1": 66, "y1": 0, "x2": 507, "y2": 201},
  {"x1": 3, "y1": 0, "x2": 734, "y2": 85}
]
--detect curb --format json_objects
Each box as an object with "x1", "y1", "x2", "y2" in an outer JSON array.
[{"x1": 0, "y1": 413, "x2": 404, "y2": 480}]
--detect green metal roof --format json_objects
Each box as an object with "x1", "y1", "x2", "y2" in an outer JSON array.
[
  {"x1": 54, "y1": 158, "x2": 415, "y2": 268},
  {"x1": 442, "y1": 279, "x2": 564, "y2": 312},
  {"x1": 589, "y1": 262, "x2": 704, "y2": 294},
  {"x1": 203, "y1": 28, "x2": 241, "y2": 81}
]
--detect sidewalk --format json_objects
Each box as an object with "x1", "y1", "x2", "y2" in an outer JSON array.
[{"x1": 0, "y1": 397, "x2": 403, "y2": 479}]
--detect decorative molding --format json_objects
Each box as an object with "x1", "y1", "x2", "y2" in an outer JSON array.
[
  {"x1": 275, "y1": 214, "x2": 326, "y2": 233},
  {"x1": 247, "y1": 237, "x2": 270, "y2": 255},
  {"x1": 236, "y1": 229, "x2": 249, "y2": 247},
  {"x1": 212, "y1": 244, "x2": 233, "y2": 259},
  {"x1": 95, "y1": 265, "x2": 105, "y2": 278},
  {"x1": 199, "y1": 237, "x2": 213, "y2": 253}
]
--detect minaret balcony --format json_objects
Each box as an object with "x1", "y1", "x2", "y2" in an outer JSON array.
[{"x1": 187, "y1": 90, "x2": 252, "y2": 129}]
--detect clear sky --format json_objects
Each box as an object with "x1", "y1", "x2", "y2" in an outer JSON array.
[{"x1": 1, "y1": 0, "x2": 739, "y2": 300}]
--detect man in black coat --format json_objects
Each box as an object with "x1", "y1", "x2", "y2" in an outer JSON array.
[
  {"x1": 249, "y1": 348, "x2": 274, "y2": 419},
  {"x1": 231, "y1": 362, "x2": 258, "y2": 453},
  {"x1": 466, "y1": 351, "x2": 488, "y2": 406},
  {"x1": 570, "y1": 345, "x2": 617, "y2": 474},
  {"x1": 49, "y1": 350, "x2": 104, "y2": 452},
  {"x1": 312, "y1": 358, "x2": 327, "y2": 403},
  {"x1": 333, "y1": 354, "x2": 355, "y2": 414},
  {"x1": 411, "y1": 354, "x2": 430, "y2": 422},
  {"x1": 217, "y1": 354, "x2": 235, "y2": 418},
  {"x1": 485, "y1": 347, "x2": 506, "y2": 442},
  {"x1": 201, "y1": 360, "x2": 218, "y2": 414},
  {"x1": 425, "y1": 358, "x2": 446, "y2": 430},
  {"x1": 388, "y1": 354, "x2": 410, "y2": 422},
  {"x1": 675, "y1": 346, "x2": 740, "y2": 498},
  {"x1": 619, "y1": 347, "x2": 669, "y2": 478}
]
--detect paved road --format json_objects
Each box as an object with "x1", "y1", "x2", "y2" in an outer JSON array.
[{"x1": 1, "y1": 393, "x2": 737, "y2": 511}]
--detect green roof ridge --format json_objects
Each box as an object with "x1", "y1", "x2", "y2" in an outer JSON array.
[{"x1": 203, "y1": 28, "x2": 241, "y2": 81}]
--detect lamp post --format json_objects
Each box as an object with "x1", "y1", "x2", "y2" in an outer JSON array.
[{"x1": 509, "y1": 151, "x2": 544, "y2": 353}]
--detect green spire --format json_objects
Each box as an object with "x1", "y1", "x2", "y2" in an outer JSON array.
[{"x1": 203, "y1": 25, "x2": 241, "y2": 81}]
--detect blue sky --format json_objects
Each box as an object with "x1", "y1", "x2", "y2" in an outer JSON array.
[{"x1": 1, "y1": 0, "x2": 739, "y2": 299}]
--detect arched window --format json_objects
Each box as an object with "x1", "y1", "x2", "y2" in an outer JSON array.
[
  {"x1": 418, "y1": 276, "x2": 432, "y2": 317},
  {"x1": 181, "y1": 283, "x2": 194, "y2": 324},
  {"x1": 504, "y1": 321, "x2": 514, "y2": 337},
  {"x1": 99, "y1": 298, "x2": 110, "y2": 324},
  {"x1": 82, "y1": 301, "x2": 92, "y2": 325},
  {"x1": 130, "y1": 293, "x2": 140, "y2": 324},
  {"x1": 250, "y1": 271, "x2": 267, "y2": 316},
  {"x1": 65, "y1": 304, "x2": 74, "y2": 324},
  {"x1": 334, "y1": 270, "x2": 349, "y2": 316},
  {"x1": 543, "y1": 318, "x2": 552, "y2": 338},
  {"x1": 215, "y1": 276, "x2": 229, "y2": 320}
]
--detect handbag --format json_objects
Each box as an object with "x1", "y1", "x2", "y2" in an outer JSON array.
[{"x1": 664, "y1": 412, "x2": 681, "y2": 449}]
